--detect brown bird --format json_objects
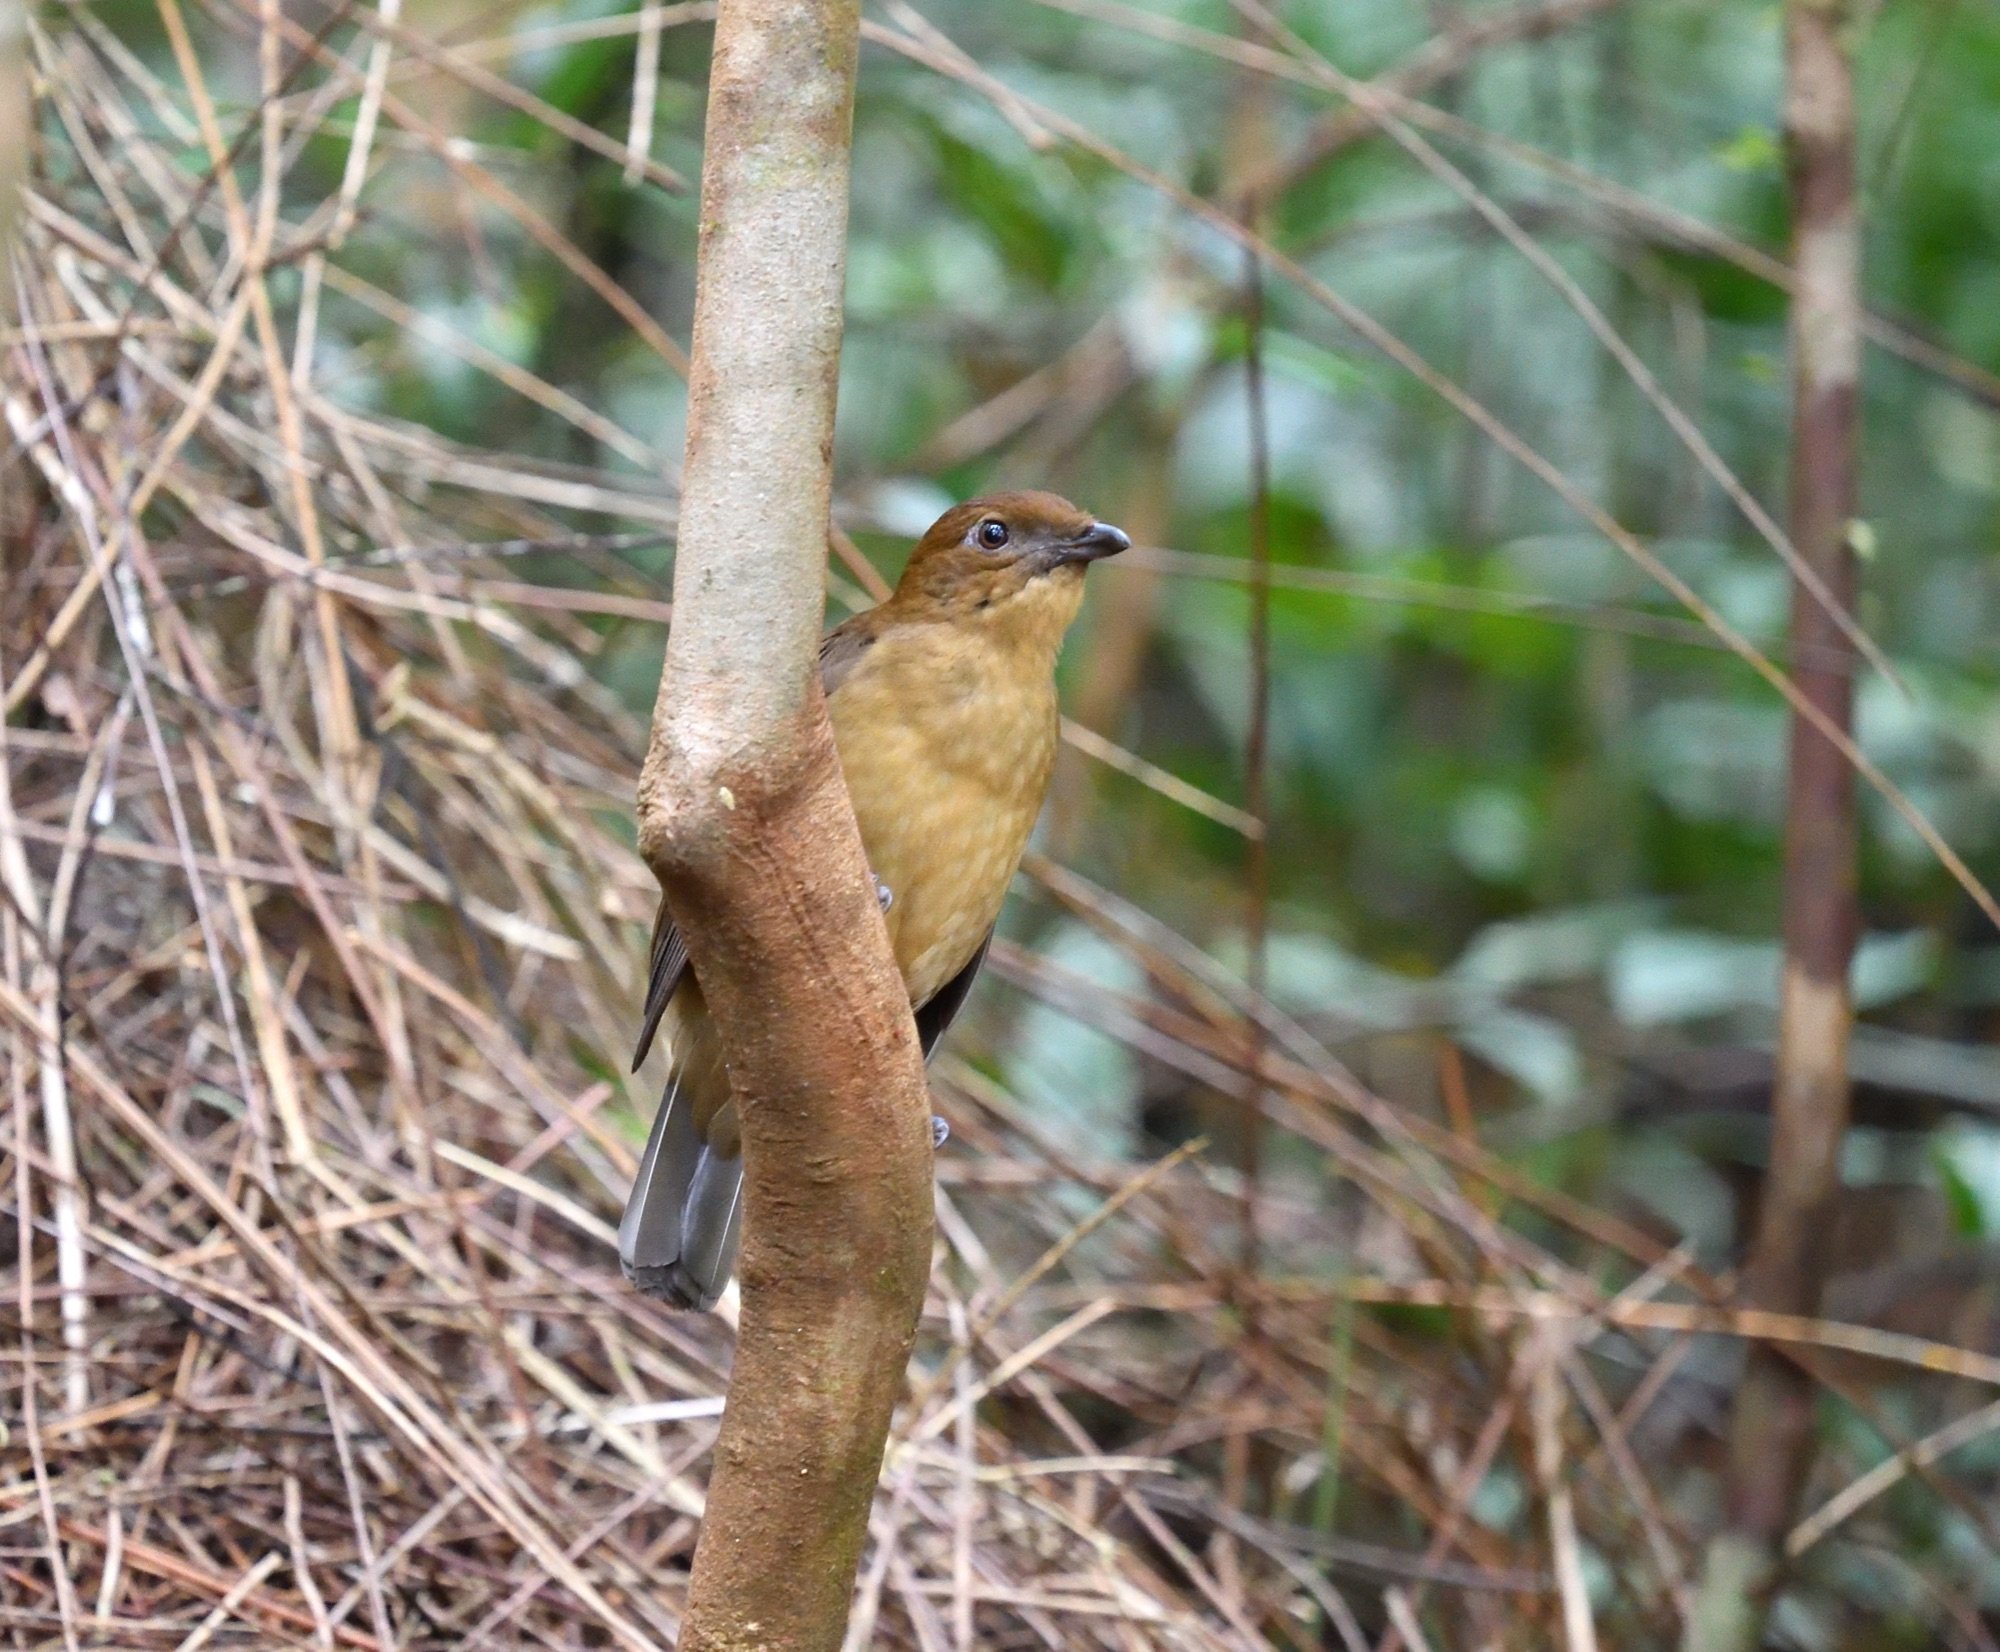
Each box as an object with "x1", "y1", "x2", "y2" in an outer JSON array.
[{"x1": 619, "y1": 491, "x2": 1130, "y2": 1308}]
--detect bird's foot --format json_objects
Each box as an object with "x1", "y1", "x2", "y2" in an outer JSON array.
[
  {"x1": 872, "y1": 873, "x2": 894, "y2": 913},
  {"x1": 930, "y1": 1115, "x2": 950, "y2": 1150}
]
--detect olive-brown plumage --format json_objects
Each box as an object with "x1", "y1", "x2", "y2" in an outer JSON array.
[{"x1": 619, "y1": 492, "x2": 1129, "y2": 1307}]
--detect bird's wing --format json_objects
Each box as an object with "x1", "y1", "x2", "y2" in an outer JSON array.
[
  {"x1": 632, "y1": 615, "x2": 886, "y2": 1072},
  {"x1": 913, "y1": 927, "x2": 992, "y2": 1059},
  {"x1": 631, "y1": 899, "x2": 690, "y2": 1071},
  {"x1": 827, "y1": 595, "x2": 992, "y2": 1059},
  {"x1": 818, "y1": 609, "x2": 879, "y2": 696}
]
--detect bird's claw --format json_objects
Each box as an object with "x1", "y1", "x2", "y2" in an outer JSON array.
[
  {"x1": 872, "y1": 873, "x2": 894, "y2": 913},
  {"x1": 930, "y1": 1115, "x2": 950, "y2": 1149}
]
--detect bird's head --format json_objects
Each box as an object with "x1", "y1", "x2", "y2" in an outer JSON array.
[{"x1": 892, "y1": 491, "x2": 1130, "y2": 642}]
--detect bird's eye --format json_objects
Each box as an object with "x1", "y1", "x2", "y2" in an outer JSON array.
[{"x1": 976, "y1": 519, "x2": 1010, "y2": 551}]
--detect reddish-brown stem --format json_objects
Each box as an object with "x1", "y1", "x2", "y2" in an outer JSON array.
[
  {"x1": 1238, "y1": 231, "x2": 1274, "y2": 1293},
  {"x1": 1686, "y1": 0, "x2": 1861, "y2": 1644},
  {"x1": 2, "y1": 0, "x2": 24, "y2": 540}
]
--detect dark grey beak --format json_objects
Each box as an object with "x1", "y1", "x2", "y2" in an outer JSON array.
[{"x1": 1052, "y1": 521, "x2": 1131, "y2": 567}]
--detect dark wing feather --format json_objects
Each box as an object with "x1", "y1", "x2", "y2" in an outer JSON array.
[
  {"x1": 633, "y1": 613, "x2": 883, "y2": 1070},
  {"x1": 631, "y1": 901, "x2": 690, "y2": 1071},
  {"x1": 914, "y1": 928, "x2": 992, "y2": 1059},
  {"x1": 818, "y1": 611, "x2": 878, "y2": 696}
]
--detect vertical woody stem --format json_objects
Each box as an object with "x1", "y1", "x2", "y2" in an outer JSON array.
[
  {"x1": 638, "y1": 2, "x2": 935, "y2": 1649},
  {"x1": 1, "y1": 0, "x2": 22, "y2": 374},
  {"x1": 1238, "y1": 235, "x2": 1272, "y2": 1293},
  {"x1": 0, "y1": 0, "x2": 20, "y2": 282},
  {"x1": 2, "y1": 2, "x2": 23, "y2": 561},
  {"x1": 1685, "y1": 0, "x2": 1860, "y2": 1645}
]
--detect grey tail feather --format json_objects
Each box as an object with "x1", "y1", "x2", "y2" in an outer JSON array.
[{"x1": 618, "y1": 1073, "x2": 743, "y2": 1312}]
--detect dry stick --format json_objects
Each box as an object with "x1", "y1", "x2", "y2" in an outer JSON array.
[
  {"x1": 1309, "y1": 1280, "x2": 2000, "y2": 1391},
  {"x1": 257, "y1": 16, "x2": 422, "y2": 1150},
  {"x1": 867, "y1": 17, "x2": 2000, "y2": 938},
  {"x1": 1688, "y1": 1, "x2": 1865, "y2": 1645},
  {"x1": 1058, "y1": 716, "x2": 1263, "y2": 839},
  {"x1": 912, "y1": 314, "x2": 1125, "y2": 471},
  {"x1": 1237, "y1": 230, "x2": 1274, "y2": 1294},
  {"x1": 1216, "y1": 167, "x2": 1277, "y2": 1616},
  {"x1": 844, "y1": 1470, "x2": 922, "y2": 1652},
  {"x1": 1529, "y1": 1324, "x2": 1600, "y2": 1652},
  {"x1": 1370, "y1": 1373, "x2": 1525, "y2": 1652},
  {"x1": 1383, "y1": 1589, "x2": 1440, "y2": 1652},
  {"x1": 625, "y1": 0, "x2": 665, "y2": 185},
  {"x1": 6, "y1": 915, "x2": 85, "y2": 1652},
  {"x1": 1788, "y1": 1393, "x2": 2000, "y2": 1559},
  {"x1": 99, "y1": 522, "x2": 410, "y2": 1103},
  {"x1": 1120, "y1": 545, "x2": 1817, "y2": 660},
  {"x1": 169, "y1": 1549, "x2": 287, "y2": 1652},
  {"x1": 913, "y1": 1300, "x2": 1121, "y2": 1450},
  {"x1": 1120, "y1": 1491, "x2": 1273, "y2": 1652},
  {"x1": 0, "y1": 0, "x2": 23, "y2": 268},
  {"x1": 280, "y1": 1477, "x2": 337, "y2": 1651},
  {"x1": 0, "y1": 685, "x2": 91, "y2": 1416},
  {"x1": 372, "y1": 0, "x2": 714, "y2": 81},
  {"x1": 26, "y1": 0, "x2": 341, "y2": 372},
  {"x1": 948, "y1": 1297, "x2": 978, "y2": 1652},
  {"x1": 1559, "y1": 1348, "x2": 1691, "y2": 1623},
  {"x1": 317, "y1": 264, "x2": 658, "y2": 465},
  {"x1": 290, "y1": 0, "x2": 393, "y2": 379},
  {"x1": 183, "y1": 741, "x2": 314, "y2": 1162},
  {"x1": 3, "y1": 29, "x2": 305, "y2": 714},
  {"x1": 0, "y1": 275, "x2": 255, "y2": 716},
  {"x1": 1371, "y1": 1202, "x2": 1677, "y2": 1641},
  {"x1": 634, "y1": 2, "x2": 933, "y2": 1649}
]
